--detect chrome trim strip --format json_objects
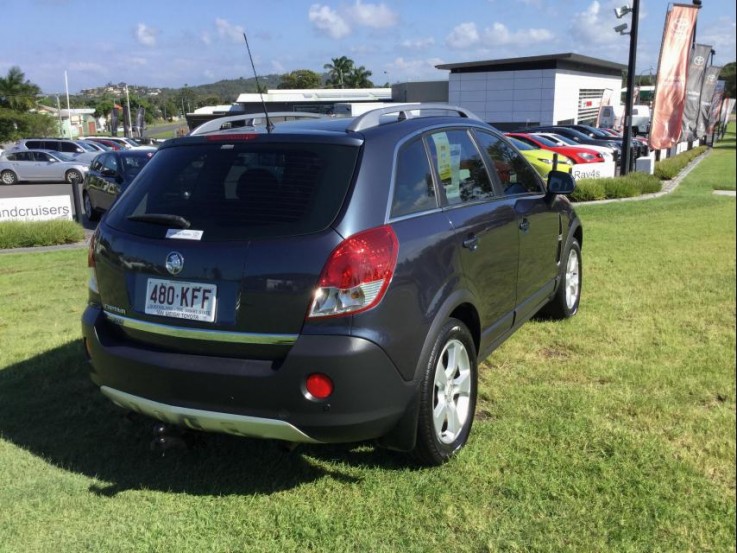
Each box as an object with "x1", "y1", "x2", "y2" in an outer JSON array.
[
  {"x1": 101, "y1": 386, "x2": 321, "y2": 444},
  {"x1": 103, "y1": 311, "x2": 297, "y2": 345}
]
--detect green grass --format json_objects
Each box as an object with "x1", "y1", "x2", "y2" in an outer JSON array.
[
  {"x1": 0, "y1": 130, "x2": 734, "y2": 552},
  {"x1": 655, "y1": 146, "x2": 708, "y2": 180},
  {"x1": 0, "y1": 219, "x2": 85, "y2": 249}
]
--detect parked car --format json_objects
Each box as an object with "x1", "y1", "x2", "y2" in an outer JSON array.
[
  {"x1": 532, "y1": 132, "x2": 615, "y2": 162},
  {"x1": 560, "y1": 124, "x2": 648, "y2": 158},
  {"x1": 506, "y1": 136, "x2": 573, "y2": 177},
  {"x1": 8, "y1": 138, "x2": 97, "y2": 163},
  {"x1": 505, "y1": 132, "x2": 606, "y2": 164},
  {"x1": 82, "y1": 148, "x2": 157, "y2": 221},
  {"x1": 76, "y1": 139, "x2": 110, "y2": 152},
  {"x1": 0, "y1": 149, "x2": 88, "y2": 184},
  {"x1": 519, "y1": 126, "x2": 621, "y2": 162},
  {"x1": 82, "y1": 104, "x2": 582, "y2": 465},
  {"x1": 85, "y1": 136, "x2": 126, "y2": 150},
  {"x1": 92, "y1": 136, "x2": 149, "y2": 150}
]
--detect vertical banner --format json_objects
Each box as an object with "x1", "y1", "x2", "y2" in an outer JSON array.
[
  {"x1": 649, "y1": 4, "x2": 699, "y2": 150},
  {"x1": 122, "y1": 104, "x2": 131, "y2": 137},
  {"x1": 681, "y1": 44, "x2": 712, "y2": 141},
  {"x1": 110, "y1": 108, "x2": 119, "y2": 137},
  {"x1": 695, "y1": 67, "x2": 722, "y2": 138},
  {"x1": 706, "y1": 80, "x2": 725, "y2": 135},
  {"x1": 595, "y1": 89, "x2": 614, "y2": 126},
  {"x1": 135, "y1": 107, "x2": 145, "y2": 137}
]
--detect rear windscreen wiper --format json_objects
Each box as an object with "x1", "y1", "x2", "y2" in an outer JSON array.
[{"x1": 127, "y1": 213, "x2": 191, "y2": 228}]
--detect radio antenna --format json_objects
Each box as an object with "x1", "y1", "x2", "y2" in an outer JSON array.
[{"x1": 242, "y1": 31, "x2": 274, "y2": 133}]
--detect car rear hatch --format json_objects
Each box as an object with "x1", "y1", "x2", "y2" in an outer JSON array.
[{"x1": 94, "y1": 133, "x2": 362, "y2": 359}]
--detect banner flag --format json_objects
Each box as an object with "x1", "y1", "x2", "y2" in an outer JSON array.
[
  {"x1": 721, "y1": 98, "x2": 736, "y2": 127},
  {"x1": 681, "y1": 44, "x2": 712, "y2": 141},
  {"x1": 649, "y1": 4, "x2": 699, "y2": 150},
  {"x1": 135, "y1": 107, "x2": 145, "y2": 136},
  {"x1": 706, "y1": 80, "x2": 725, "y2": 135},
  {"x1": 110, "y1": 108, "x2": 119, "y2": 137},
  {"x1": 122, "y1": 104, "x2": 130, "y2": 137},
  {"x1": 695, "y1": 67, "x2": 722, "y2": 137}
]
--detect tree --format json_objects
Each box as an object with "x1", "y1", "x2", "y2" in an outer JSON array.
[
  {"x1": 324, "y1": 56, "x2": 354, "y2": 89},
  {"x1": 346, "y1": 65, "x2": 374, "y2": 88},
  {"x1": 0, "y1": 66, "x2": 41, "y2": 112},
  {"x1": 720, "y1": 62, "x2": 736, "y2": 99},
  {"x1": 278, "y1": 70, "x2": 322, "y2": 89}
]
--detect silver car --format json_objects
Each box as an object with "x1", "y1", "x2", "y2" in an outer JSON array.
[{"x1": 0, "y1": 149, "x2": 88, "y2": 184}]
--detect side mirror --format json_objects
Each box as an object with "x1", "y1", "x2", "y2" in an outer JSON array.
[{"x1": 547, "y1": 170, "x2": 576, "y2": 195}]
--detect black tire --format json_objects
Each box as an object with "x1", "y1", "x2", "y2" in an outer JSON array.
[
  {"x1": 412, "y1": 318, "x2": 478, "y2": 466},
  {"x1": 1, "y1": 170, "x2": 18, "y2": 185},
  {"x1": 83, "y1": 192, "x2": 100, "y2": 222},
  {"x1": 66, "y1": 169, "x2": 83, "y2": 184},
  {"x1": 540, "y1": 238, "x2": 582, "y2": 320}
]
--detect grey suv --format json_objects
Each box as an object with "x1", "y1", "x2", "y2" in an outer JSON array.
[{"x1": 82, "y1": 105, "x2": 583, "y2": 465}]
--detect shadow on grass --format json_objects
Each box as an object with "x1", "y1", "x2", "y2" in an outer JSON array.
[
  {"x1": 713, "y1": 131, "x2": 735, "y2": 151},
  {"x1": 0, "y1": 341, "x2": 412, "y2": 497}
]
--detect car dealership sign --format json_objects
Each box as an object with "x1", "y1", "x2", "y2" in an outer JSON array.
[
  {"x1": 0, "y1": 195, "x2": 73, "y2": 222},
  {"x1": 571, "y1": 161, "x2": 616, "y2": 180}
]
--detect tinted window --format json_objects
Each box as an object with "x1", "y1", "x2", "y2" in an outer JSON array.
[
  {"x1": 90, "y1": 156, "x2": 104, "y2": 172},
  {"x1": 32, "y1": 152, "x2": 51, "y2": 162},
  {"x1": 106, "y1": 142, "x2": 360, "y2": 241},
  {"x1": 475, "y1": 132, "x2": 543, "y2": 196},
  {"x1": 426, "y1": 129, "x2": 494, "y2": 206},
  {"x1": 60, "y1": 141, "x2": 81, "y2": 153},
  {"x1": 121, "y1": 153, "x2": 153, "y2": 181},
  {"x1": 102, "y1": 154, "x2": 119, "y2": 173},
  {"x1": 26, "y1": 140, "x2": 43, "y2": 149},
  {"x1": 391, "y1": 139, "x2": 436, "y2": 218}
]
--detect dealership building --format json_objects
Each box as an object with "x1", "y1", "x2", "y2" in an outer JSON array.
[{"x1": 436, "y1": 52, "x2": 626, "y2": 130}]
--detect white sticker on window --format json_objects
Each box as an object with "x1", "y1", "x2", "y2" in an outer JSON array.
[{"x1": 166, "y1": 229, "x2": 204, "y2": 240}]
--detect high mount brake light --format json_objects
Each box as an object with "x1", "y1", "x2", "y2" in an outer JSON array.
[
  {"x1": 308, "y1": 225, "x2": 399, "y2": 319},
  {"x1": 205, "y1": 134, "x2": 259, "y2": 142},
  {"x1": 88, "y1": 231, "x2": 99, "y2": 295}
]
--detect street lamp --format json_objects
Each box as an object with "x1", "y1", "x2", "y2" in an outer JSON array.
[{"x1": 614, "y1": 0, "x2": 639, "y2": 176}]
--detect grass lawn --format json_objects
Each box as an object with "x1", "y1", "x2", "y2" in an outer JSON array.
[{"x1": 0, "y1": 132, "x2": 734, "y2": 552}]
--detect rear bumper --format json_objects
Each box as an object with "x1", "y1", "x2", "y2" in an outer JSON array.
[{"x1": 82, "y1": 305, "x2": 416, "y2": 443}]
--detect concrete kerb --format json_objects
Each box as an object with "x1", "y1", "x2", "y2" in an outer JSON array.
[{"x1": 576, "y1": 148, "x2": 713, "y2": 207}]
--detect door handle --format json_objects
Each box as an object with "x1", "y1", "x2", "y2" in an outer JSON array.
[
  {"x1": 462, "y1": 236, "x2": 479, "y2": 251},
  {"x1": 519, "y1": 218, "x2": 530, "y2": 232}
]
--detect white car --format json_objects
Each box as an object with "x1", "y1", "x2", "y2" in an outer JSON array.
[{"x1": 0, "y1": 149, "x2": 88, "y2": 184}]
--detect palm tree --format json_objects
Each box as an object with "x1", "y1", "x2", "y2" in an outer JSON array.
[
  {"x1": 0, "y1": 66, "x2": 41, "y2": 111},
  {"x1": 323, "y1": 56, "x2": 354, "y2": 89},
  {"x1": 346, "y1": 66, "x2": 374, "y2": 88}
]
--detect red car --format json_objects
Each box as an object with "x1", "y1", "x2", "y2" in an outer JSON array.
[
  {"x1": 505, "y1": 132, "x2": 605, "y2": 164},
  {"x1": 84, "y1": 138, "x2": 123, "y2": 151}
]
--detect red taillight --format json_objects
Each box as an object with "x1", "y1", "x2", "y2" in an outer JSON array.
[
  {"x1": 206, "y1": 133, "x2": 259, "y2": 141},
  {"x1": 308, "y1": 225, "x2": 399, "y2": 319},
  {"x1": 305, "y1": 373, "x2": 334, "y2": 400}
]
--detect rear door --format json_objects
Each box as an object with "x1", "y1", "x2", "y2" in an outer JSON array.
[
  {"x1": 425, "y1": 128, "x2": 519, "y2": 346},
  {"x1": 96, "y1": 136, "x2": 362, "y2": 358}
]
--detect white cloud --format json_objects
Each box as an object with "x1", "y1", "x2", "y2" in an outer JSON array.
[
  {"x1": 387, "y1": 57, "x2": 445, "y2": 80},
  {"x1": 568, "y1": 1, "x2": 621, "y2": 46},
  {"x1": 215, "y1": 18, "x2": 245, "y2": 43},
  {"x1": 698, "y1": 17, "x2": 737, "y2": 64},
  {"x1": 308, "y1": 4, "x2": 351, "y2": 39},
  {"x1": 446, "y1": 22, "x2": 481, "y2": 49},
  {"x1": 446, "y1": 21, "x2": 552, "y2": 50},
  {"x1": 400, "y1": 37, "x2": 436, "y2": 51},
  {"x1": 346, "y1": 1, "x2": 398, "y2": 29},
  {"x1": 483, "y1": 22, "x2": 553, "y2": 46},
  {"x1": 201, "y1": 32, "x2": 212, "y2": 46},
  {"x1": 135, "y1": 23, "x2": 157, "y2": 47}
]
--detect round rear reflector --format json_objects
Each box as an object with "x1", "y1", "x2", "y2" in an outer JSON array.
[{"x1": 305, "y1": 373, "x2": 334, "y2": 400}]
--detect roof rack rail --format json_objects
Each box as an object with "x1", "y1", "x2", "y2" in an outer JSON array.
[
  {"x1": 190, "y1": 112, "x2": 325, "y2": 136},
  {"x1": 347, "y1": 103, "x2": 482, "y2": 132}
]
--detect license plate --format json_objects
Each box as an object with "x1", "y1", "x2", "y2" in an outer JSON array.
[{"x1": 145, "y1": 278, "x2": 217, "y2": 322}]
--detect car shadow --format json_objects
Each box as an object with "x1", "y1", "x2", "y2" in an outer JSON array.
[{"x1": 0, "y1": 341, "x2": 415, "y2": 497}]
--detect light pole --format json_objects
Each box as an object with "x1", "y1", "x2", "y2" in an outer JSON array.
[{"x1": 614, "y1": 0, "x2": 640, "y2": 176}]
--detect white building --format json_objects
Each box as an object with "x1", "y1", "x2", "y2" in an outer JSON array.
[{"x1": 437, "y1": 53, "x2": 625, "y2": 130}]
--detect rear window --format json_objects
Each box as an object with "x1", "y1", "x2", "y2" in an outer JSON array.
[{"x1": 106, "y1": 142, "x2": 360, "y2": 241}]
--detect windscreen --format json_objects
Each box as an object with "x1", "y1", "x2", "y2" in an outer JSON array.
[{"x1": 106, "y1": 141, "x2": 360, "y2": 241}]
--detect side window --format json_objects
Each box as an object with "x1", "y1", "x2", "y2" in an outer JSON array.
[
  {"x1": 475, "y1": 132, "x2": 543, "y2": 196},
  {"x1": 90, "y1": 156, "x2": 103, "y2": 172},
  {"x1": 33, "y1": 152, "x2": 51, "y2": 162},
  {"x1": 102, "y1": 154, "x2": 119, "y2": 174},
  {"x1": 390, "y1": 138, "x2": 436, "y2": 218},
  {"x1": 60, "y1": 141, "x2": 81, "y2": 153},
  {"x1": 26, "y1": 140, "x2": 42, "y2": 149},
  {"x1": 426, "y1": 129, "x2": 494, "y2": 206}
]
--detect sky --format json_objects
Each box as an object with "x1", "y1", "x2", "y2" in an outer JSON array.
[{"x1": 2, "y1": 0, "x2": 736, "y2": 94}]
